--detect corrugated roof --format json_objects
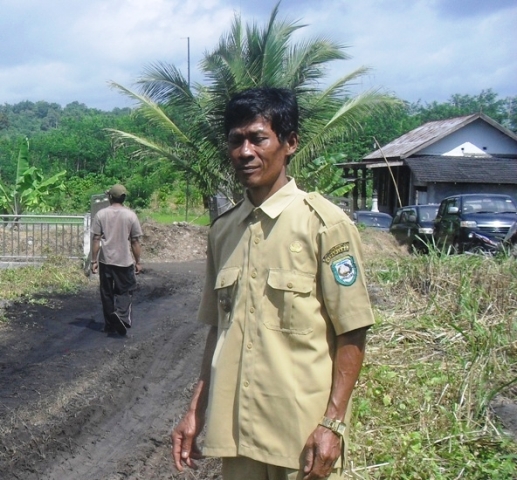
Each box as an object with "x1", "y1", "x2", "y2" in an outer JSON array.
[
  {"x1": 363, "y1": 113, "x2": 517, "y2": 160},
  {"x1": 406, "y1": 156, "x2": 517, "y2": 184}
]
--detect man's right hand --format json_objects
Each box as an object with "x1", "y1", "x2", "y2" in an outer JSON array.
[
  {"x1": 90, "y1": 261, "x2": 98, "y2": 274},
  {"x1": 171, "y1": 410, "x2": 204, "y2": 471}
]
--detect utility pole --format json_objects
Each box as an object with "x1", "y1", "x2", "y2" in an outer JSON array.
[
  {"x1": 186, "y1": 36, "x2": 191, "y2": 88},
  {"x1": 182, "y1": 37, "x2": 191, "y2": 222}
]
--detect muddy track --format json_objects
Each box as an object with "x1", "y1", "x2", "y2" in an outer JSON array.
[{"x1": 0, "y1": 261, "x2": 222, "y2": 480}]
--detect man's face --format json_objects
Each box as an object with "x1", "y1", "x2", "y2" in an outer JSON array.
[{"x1": 227, "y1": 117, "x2": 298, "y2": 197}]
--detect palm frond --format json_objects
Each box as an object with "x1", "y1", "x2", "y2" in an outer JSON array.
[
  {"x1": 292, "y1": 89, "x2": 400, "y2": 174},
  {"x1": 137, "y1": 62, "x2": 193, "y2": 107},
  {"x1": 109, "y1": 82, "x2": 192, "y2": 144}
]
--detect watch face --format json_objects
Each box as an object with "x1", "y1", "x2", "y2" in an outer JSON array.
[{"x1": 335, "y1": 422, "x2": 346, "y2": 436}]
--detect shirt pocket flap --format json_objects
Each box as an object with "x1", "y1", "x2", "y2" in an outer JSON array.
[
  {"x1": 267, "y1": 269, "x2": 314, "y2": 293},
  {"x1": 215, "y1": 266, "x2": 240, "y2": 290}
]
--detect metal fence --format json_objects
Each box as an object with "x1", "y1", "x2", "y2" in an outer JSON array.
[{"x1": 0, "y1": 214, "x2": 91, "y2": 262}]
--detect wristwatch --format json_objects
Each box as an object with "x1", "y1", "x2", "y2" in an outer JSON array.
[{"x1": 319, "y1": 416, "x2": 347, "y2": 437}]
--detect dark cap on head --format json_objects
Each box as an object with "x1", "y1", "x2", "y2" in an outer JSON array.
[{"x1": 107, "y1": 184, "x2": 127, "y2": 198}]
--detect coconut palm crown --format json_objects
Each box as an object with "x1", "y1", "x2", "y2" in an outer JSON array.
[{"x1": 109, "y1": 2, "x2": 398, "y2": 197}]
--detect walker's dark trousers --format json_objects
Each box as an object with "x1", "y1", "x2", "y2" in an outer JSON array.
[{"x1": 99, "y1": 263, "x2": 136, "y2": 328}]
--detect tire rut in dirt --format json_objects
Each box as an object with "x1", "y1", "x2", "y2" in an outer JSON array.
[{"x1": 0, "y1": 261, "x2": 213, "y2": 480}]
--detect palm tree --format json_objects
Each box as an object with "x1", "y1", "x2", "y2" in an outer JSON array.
[{"x1": 109, "y1": 2, "x2": 398, "y2": 198}]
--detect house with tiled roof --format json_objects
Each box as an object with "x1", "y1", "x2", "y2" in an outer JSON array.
[{"x1": 337, "y1": 113, "x2": 517, "y2": 215}]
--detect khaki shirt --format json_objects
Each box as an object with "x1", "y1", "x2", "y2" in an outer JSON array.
[
  {"x1": 198, "y1": 179, "x2": 374, "y2": 469},
  {"x1": 92, "y1": 205, "x2": 142, "y2": 267}
]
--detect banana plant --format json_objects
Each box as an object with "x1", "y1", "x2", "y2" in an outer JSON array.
[{"x1": 0, "y1": 137, "x2": 66, "y2": 217}]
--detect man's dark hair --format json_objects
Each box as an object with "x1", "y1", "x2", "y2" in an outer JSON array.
[{"x1": 224, "y1": 87, "x2": 299, "y2": 143}]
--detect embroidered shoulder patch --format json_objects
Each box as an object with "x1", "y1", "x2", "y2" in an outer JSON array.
[
  {"x1": 323, "y1": 242, "x2": 350, "y2": 263},
  {"x1": 331, "y1": 255, "x2": 357, "y2": 286}
]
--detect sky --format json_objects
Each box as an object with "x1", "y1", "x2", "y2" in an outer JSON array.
[{"x1": 1, "y1": 0, "x2": 515, "y2": 111}]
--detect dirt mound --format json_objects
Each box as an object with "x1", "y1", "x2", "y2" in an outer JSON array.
[
  {"x1": 138, "y1": 220, "x2": 407, "y2": 265},
  {"x1": 359, "y1": 228, "x2": 410, "y2": 260},
  {"x1": 141, "y1": 221, "x2": 208, "y2": 263}
]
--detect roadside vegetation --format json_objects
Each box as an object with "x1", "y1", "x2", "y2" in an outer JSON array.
[
  {"x1": 0, "y1": 256, "x2": 87, "y2": 306},
  {"x1": 353, "y1": 235, "x2": 517, "y2": 479}
]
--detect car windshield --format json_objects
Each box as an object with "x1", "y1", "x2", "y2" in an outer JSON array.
[
  {"x1": 462, "y1": 196, "x2": 517, "y2": 214},
  {"x1": 418, "y1": 206, "x2": 439, "y2": 221},
  {"x1": 356, "y1": 213, "x2": 392, "y2": 228}
]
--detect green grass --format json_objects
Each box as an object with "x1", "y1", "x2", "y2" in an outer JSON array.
[
  {"x1": 140, "y1": 209, "x2": 210, "y2": 226},
  {"x1": 348, "y1": 245, "x2": 517, "y2": 479},
  {"x1": 0, "y1": 256, "x2": 88, "y2": 303}
]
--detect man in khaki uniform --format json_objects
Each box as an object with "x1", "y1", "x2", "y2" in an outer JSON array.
[{"x1": 172, "y1": 88, "x2": 374, "y2": 479}]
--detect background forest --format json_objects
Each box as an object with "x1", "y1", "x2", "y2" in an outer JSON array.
[{"x1": 0, "y1": 89, "x2": 515, "y2": 217}]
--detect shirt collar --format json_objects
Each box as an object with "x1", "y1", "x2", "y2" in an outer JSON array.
[{"x1": 236, "y1": 178, "x2": 301, "y2": 224}]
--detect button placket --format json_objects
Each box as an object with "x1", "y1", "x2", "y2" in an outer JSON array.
[{"x1": 239, "y1": 219, "x2": 261, "y2": 436}]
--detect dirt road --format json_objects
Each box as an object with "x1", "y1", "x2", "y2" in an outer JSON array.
[{"x1": 0, "y1": 260, "x2": 221, "y2": 480}]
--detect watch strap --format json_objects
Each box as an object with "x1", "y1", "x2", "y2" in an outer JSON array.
[{"x1": 319, "y1": 416, "x2": 347, "y2": 437}]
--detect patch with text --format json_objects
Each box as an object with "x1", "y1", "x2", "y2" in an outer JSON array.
[{"x1": 323, "y1": 242, "x2": 350, "y2": 264}]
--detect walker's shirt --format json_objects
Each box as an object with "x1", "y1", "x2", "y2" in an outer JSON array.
[
  {"x1": 92, "y1": 205, "x2": 142, "y2": 267},
  {"x1": 198, "y1": 179, "x2": 374, "y2": 469}
]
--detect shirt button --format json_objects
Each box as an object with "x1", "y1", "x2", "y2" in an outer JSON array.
[
  {"x1": 254, "y1": 237, "x2": 260, "y2": 244},
  {"x1": 247, "y1": 342, "x2": 253, "y2": 349},
  {"x1": 287, "y1": 282, "x2": 293, "y2": 289},
  {"x1": 250, "y1": 307, "x2": 255, "y2": 313},
  {"x1": 251, "y1": 271, "x2": 257, "y2": 278},
  {"x1": 243, "y1": 381, "x2": 250, "y2": 388},
  {"x1": 221, "y1": 280, "x2": 225, "y2": 286}
]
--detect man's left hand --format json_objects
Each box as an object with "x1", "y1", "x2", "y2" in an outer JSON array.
[
  {"x1": 302, "y1": 426, "x2": 341, "y2": 479},
  {"x1": 90, "y1": 261, "x2": 98, "y2": 274},
  {"x1": 135, "y1": 263, "x2": 142, "y2": 275}
]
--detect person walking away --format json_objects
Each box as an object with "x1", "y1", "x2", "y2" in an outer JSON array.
[
  {"x1": 91, "y1": 184, "x2": 143, "y2": 336},
  {"x1": 171, "y1": 88, "x2": 375, "y2": 479}
]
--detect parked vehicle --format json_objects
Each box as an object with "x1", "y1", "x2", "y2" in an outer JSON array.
[
  {"x1": 433, "y1": 194, "x2": 517, "y2": 253},
  {"x1": 390, "y1": 204, "x2": 439, "y2": 252},
  {"x1": 353, "y1": 211, "x2": 393, "y2": 231}
]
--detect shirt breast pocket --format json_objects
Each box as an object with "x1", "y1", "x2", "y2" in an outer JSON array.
[
  {"x1": 214, "y1": 266, "x2": 240, "y2": 329},
  {"x1": 264, "y1": 269, "x2": 315, "y2": 335}
]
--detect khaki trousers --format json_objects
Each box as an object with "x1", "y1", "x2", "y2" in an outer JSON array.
[{"x1": 222, "y1": 456, "x2": 343, "y2": 480}]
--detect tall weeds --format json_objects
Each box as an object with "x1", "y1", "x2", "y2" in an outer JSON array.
[{"x1": 351, "y1": 248, "x2": 517, "y2": 479}]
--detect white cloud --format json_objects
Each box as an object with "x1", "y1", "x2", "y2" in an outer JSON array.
[
  {"x1": 0, "y1": 0, "x2": 515, "y2": 110},
  {"x1": 281, "y1": 0, "x2": 517, "y2": 102}
]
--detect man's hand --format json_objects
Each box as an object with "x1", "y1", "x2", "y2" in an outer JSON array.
[
  {"x1": 302, "y1": 426, "x2": 341, "y2": 479},
  {"x1": 171, "y1": 410, "x2": 204, "y2": 472},
  {"x1": 135, "y1": 262, "x2": 142, "y2": 275},
  {"x1": 171, "y1": 326, "x2": 216, "y2": 472},
  {"x1": 90, "y1": 261, "x2": 98, "y2": 274}
]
